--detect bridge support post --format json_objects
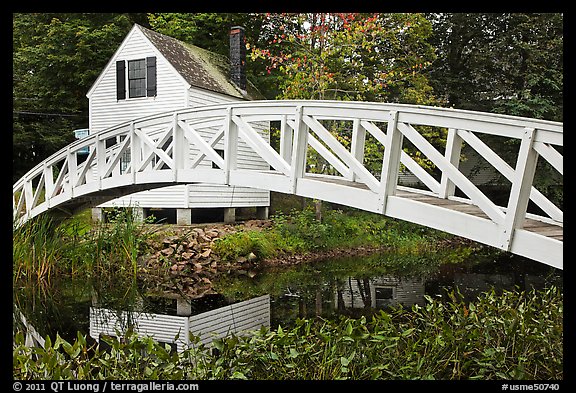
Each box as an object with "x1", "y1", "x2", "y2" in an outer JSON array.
[
  {"x1": 132, "y1": 207, "x2": 145, "y2": 223},
  {"x1": 256, "y1": 206, "x2": 269, "y2": 220},
  {"x1": 91, "y1": 207, "x2": 104, "y2": 223}
]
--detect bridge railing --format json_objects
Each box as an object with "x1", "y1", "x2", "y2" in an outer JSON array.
[{"x1": 13, "y1": 100, "x2": 562, "y2": 256}]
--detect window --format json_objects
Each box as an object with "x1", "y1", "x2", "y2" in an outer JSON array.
[
  {"x1": 128, "y1": 59, "x2": 146, "y2": 98},
  {"x1": 116, "y1": 57, "x2": 156, "y2": 100},
  {"x1": 375, "y1": 287, "x2": 395, "y2": 308}
]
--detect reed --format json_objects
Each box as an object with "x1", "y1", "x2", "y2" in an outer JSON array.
[{"x1": 13, "y1": 215, "x2": 66, "y2": 283}]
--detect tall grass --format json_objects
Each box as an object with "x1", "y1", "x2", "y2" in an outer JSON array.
[
  {"x1": 13, "y1": 208, "x2": 155, "y2": 283},
  {"x1": 81, "y1": 208, "x2": 154, "y2": 277}
]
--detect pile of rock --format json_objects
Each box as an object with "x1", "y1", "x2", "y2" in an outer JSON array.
[{"x1": 137, "y1": 221, "x2": 268, "y2": 299}]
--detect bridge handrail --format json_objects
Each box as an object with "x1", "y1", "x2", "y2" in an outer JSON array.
[
  {"x1": 13, "y1": 100, "x2": 562, "y2": 268},
  {"x1": 13, "y1": 100, "x2": 562, "y2": 190}
]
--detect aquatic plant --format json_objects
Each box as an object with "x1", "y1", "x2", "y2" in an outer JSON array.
[{"x1": 13, "y1": 286, "x2": 562, "y2": 380}]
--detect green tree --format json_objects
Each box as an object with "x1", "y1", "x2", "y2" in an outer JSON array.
[
  {"x1": 427, "y1": 13, "x2": 563, "y2": 208},
  {"x1": 427, "y1": 13, "x2": 563, "y2": 121},
  {"x1": 251, "y1": 13, "x2": 442, "y2": 177},
  {"x1": 13, "y1": 13, "x2": 147, "y2": 182},
  {"x1": 252, "y1": 13, "x2": 438, "y2": 104}
]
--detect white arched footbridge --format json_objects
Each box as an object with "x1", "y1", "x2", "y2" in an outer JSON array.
[{"x1": 13, "y1": 100, "x2": 563, "y2": 269}]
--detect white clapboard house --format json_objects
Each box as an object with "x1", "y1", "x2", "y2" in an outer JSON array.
[{"x1": 85, "y1": 24, "x2": 270, "y2": 224}]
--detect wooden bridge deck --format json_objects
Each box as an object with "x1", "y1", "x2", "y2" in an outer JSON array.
[
  {"x1": 308, "y1": 175, "x2": 563, "y2": 242},
  {"x1": 395, "y1": 190, "x2": 563, "y2": 241}
]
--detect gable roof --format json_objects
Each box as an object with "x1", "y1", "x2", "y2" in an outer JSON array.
[
  {"x1": 138, "y1": 25, "x2": 263, "y2": 101},
  {"x1": 87, "y1": 24, "x2": 263, "y2": 101}
]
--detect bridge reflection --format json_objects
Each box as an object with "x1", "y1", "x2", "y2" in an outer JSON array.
[{"x1": 276, "y1": 261, "x2": 562, "y2": 320}]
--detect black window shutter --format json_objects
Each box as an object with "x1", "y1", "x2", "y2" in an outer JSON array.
[
  {"x1": 116, "y1": 60, "x2": 126, "y2": 100},
  {"x1": 146, "y1": 56, "x2": 157, "y2": 97}
]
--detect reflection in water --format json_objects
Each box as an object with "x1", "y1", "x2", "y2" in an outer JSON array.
[
  {"x1": 337, "y1": 276, "x2": 426, "y2": 310},
  {"x1": 89, "y1": 295, "x2": 270, "y2": 352},
  {"x1": 14, "y1": 248, "x2": 562, "y2": 347},
  {"x1": 270, "y1": 251, "x2": 562, "y2": 322}
]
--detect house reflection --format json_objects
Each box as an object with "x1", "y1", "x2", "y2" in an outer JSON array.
[
  {"x1": 336, "y1": 276, "x2": 426, "y2": 310},
  {"x1": 89, "y1": 294, "x2": 271, "y2": 352}
]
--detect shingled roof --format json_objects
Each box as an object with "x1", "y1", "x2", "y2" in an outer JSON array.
[{"x1": 137, "y1": 24, "x2": 263, "y2": 101}]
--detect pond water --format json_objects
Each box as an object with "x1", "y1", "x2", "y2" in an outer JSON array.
[{"x1": 13, "y1": 246, "x2": 562, "y2": 348}]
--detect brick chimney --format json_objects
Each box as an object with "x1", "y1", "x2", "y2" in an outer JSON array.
[{"x1": 229, "y1": 26, "x2": 247, "y2": 92}]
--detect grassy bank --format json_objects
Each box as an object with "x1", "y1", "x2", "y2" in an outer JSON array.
[
  {"x1": 13, "y1": 205, "x2": 462, "y2": 283},
  {"x1": 212, "y1": 206, "x2": 460, "y2": 264}
]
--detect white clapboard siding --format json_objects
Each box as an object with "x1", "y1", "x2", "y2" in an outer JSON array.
[
  {"x1": 88, "y1": 29, "x2": 188, "y2": 133},
  {"x1": 186, "y1": 184, "x2": 270, "y2": 208},
  {"x1": 188, "y1": 295, "x2": 270, "y2": 346},
  {"x1": 89, "y1": 295, "x2": 270, "y2": 352},
  {"x1": 100, "y1": 184, "x2": 270, "y2": 209},
  {"x1": 102, "y1": 186, "x2": 187, "y2": 209},
  {"x1": 188, "y1": 86, "x2": 241, "y2": 108}
]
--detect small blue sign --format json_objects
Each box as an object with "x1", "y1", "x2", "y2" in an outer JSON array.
[{"x1": 74, "y1": 128, "x2": 90, "y2": 155}]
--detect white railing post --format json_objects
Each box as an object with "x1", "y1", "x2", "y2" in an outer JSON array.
[
  {"x1": 439, "y1": 128, "x2": 462, "y2": 199},
  {"x1": 224, "y1": 107, "x2": 238, "y2": 185},
  {"x1": 43, "y1": 163, "x2": 54, "y2": 206},
  {"x1": 378, "y1": 110, "x2": 402, "y2": 214},
  {"x1": 172, "y1": 112, "x2": 187, "y2": 182},
  {"x1": 130, "y1": 122, "x2": 139, "y2": 184},
  {"x1": 290, "y1": 105, "x2": 308, "y2": 193},
  {"x1": 96, "y1": 135, "x2": 107, "y2": 189},
  {"x1": 112, "y1": 139, "x2": 121, "y2": 177},
  {"x1": 23, "y1": 177, "x2": 33, "y2": 216},
  {"x1": 348, "y1": 118, "x2": 366, "y2": 181},
  {"x1": 66, "y1": 147, "x2": 77, "y2": 197},
  {"x1": 279, "y1": 114, "x2": 293, "y2": 163},
  {"x1": 499, "y1": 127, "x2": 539, "y2": 250}
]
